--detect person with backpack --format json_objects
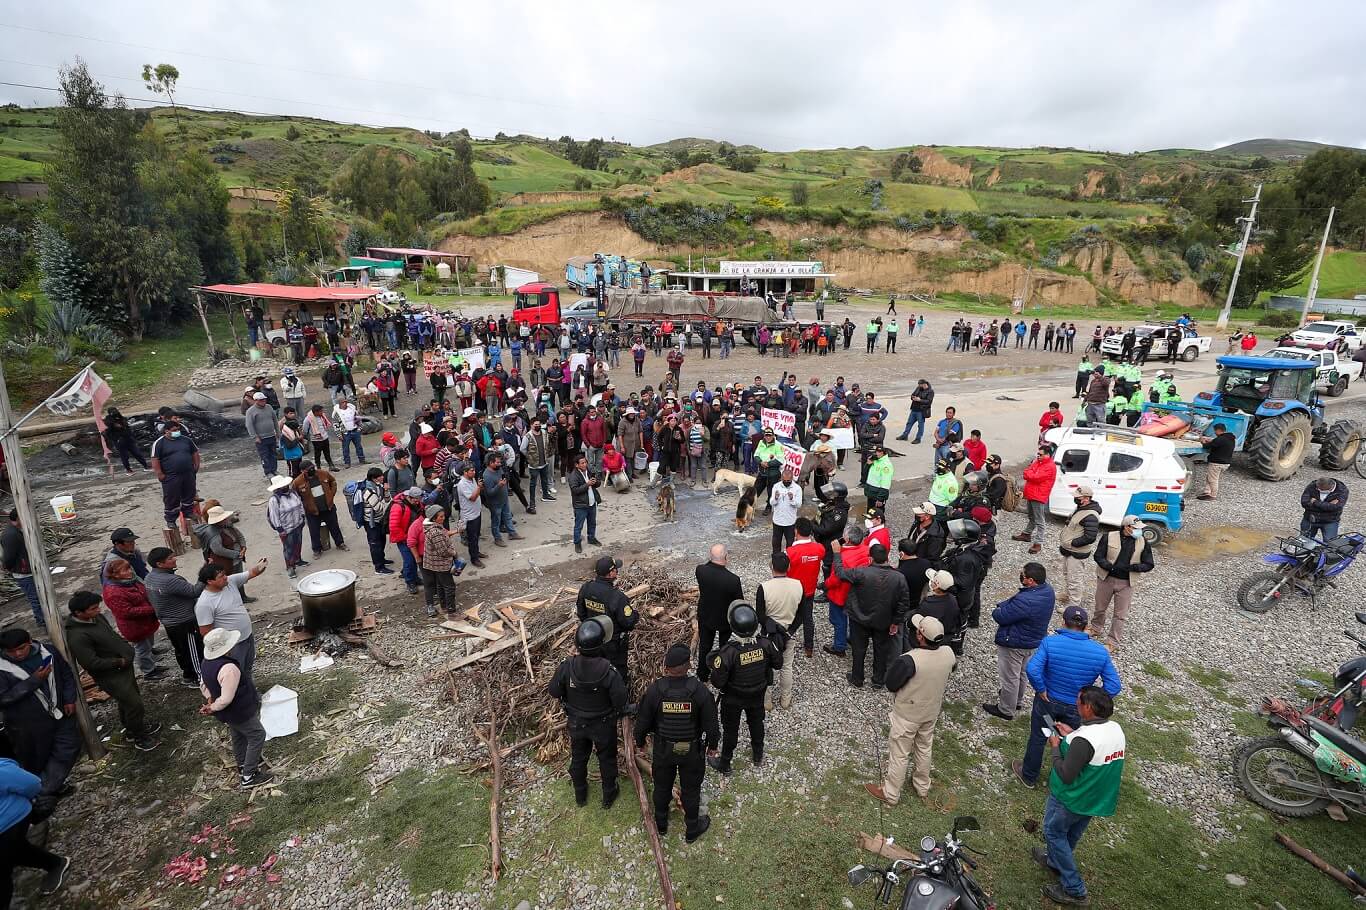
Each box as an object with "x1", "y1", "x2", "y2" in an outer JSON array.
[
  {"x1": 358, "y1": 468, "x2": 394, "y2": 575},
  {"x1": 388, "y1": 488, "x2": 425, "y2": 595}
]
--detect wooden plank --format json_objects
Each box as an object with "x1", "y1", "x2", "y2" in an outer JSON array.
[
  {"x1": 436, "y1": 617, "x2": 576, "y2": 674},
  {"x1": 487, "y1": 620, "x2": 505, "y2": 636},
  {"x1": 496, "y1": 606, "x2": 519, "y2": 625},
  {"x1": 462, "y1": 606, "x2": 483, "y2": 622},
  {"x1": 439, "y1": 621, "x2": 502, "y2": 641}
]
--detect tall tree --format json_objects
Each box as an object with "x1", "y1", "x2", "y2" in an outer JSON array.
[{"x1": 141, "y1": 62, "x2": 183, "y2": 134}]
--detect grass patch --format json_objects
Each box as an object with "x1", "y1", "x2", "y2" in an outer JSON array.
[
  {"x1": 374, "y1": 698, "x2": 413, "y2": 724},
  {"x1": 359, "y1": 766, "x2": 489, "y2": 895},
  {"x1": 1186, "y1": 664, "x2": 1239, "y2": 705},
  {"x1": 1140, "y1": 661, "x2": 1174, "y2": 680}
]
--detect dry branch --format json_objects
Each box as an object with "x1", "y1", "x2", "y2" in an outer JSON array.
[
  {"x1": 1275, "y1": 831, "x2": 1366, "y2": 897},
  {"x1": 624, "y1": 716, "x2": 677, "y2": 910}
]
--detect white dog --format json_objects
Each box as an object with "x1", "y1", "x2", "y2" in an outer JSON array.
[{"x1": 712, "y1": 469, "x2": 757, "y2": 496}]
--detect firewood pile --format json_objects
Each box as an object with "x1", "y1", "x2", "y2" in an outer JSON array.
[{"x1": 441, "y1": 564, "x2": 698, "y2": 765}]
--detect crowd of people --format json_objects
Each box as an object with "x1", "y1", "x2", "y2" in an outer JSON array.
[{"x1": 3, "y1": 297, "x2": 1316, "y2": 907}]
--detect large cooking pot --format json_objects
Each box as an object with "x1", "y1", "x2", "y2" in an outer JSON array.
[{"x1": 297, "y1": 569, "x2": 359, "y2": 631}]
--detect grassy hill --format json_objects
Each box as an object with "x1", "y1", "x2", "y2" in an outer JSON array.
[
  {"x1": 1, "y1": 104, "x2": 1294, "y2": 210},
  {"x1": 1212, "y1": 138, "x2": 1353, "y2": 159},
  {"x1": 1260, "y1": 249, "x2": 1366, "y2": 301}
]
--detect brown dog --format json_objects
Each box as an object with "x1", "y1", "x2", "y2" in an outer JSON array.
[
  {"x1": 734, "y1": 486, "x2": 756, "y2": 532},
  {"x1": 657, "y1": 478, "x2": 677, "y2": 522}
]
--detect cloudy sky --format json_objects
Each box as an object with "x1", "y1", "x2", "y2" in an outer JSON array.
[{"x1": 1, "y1": 0, "x2": 1362, "y2": 153}]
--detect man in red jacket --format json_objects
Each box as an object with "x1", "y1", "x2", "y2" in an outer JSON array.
[
  {"x1": 1013, "y1": 442, "x2": 1057, "y2": 554},
  {"x1": 101, "y1": 557, "x2": 166, "y2": 679},
  {"x1": 962, "y1": 429, "x2": 988, "y2": 470},
  {"x1": 388, "y1": 488, "x2": 424, "y2": 596},
  {"x1": 579, "y1": 406, "x2": 608, "y2": 476},
  {"x1": 476, "y1": 371, "x2": 503, "y2": 415},
  {"x1": 822, "y1": 525, "x2": 868, "y2": 657},
  {"x1": 1038, "y1": 402, "x2": 1065, "y2": 444},
  {"x1": 785, "y1": 517, "x2": 825, "y2": 657}
]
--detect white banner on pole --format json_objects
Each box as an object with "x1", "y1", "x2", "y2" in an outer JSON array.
[{"x1": 458, "y1": 346, "x2": 485, "y2": 372}]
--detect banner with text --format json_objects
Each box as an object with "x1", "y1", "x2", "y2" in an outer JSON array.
[{"x1": 761, "y1": 407, "x2": 796, "y2": 439}]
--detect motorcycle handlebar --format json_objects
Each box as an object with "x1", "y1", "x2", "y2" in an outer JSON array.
[{"x1": 1346, "y1": 630, "x2": 1366, "y2": 649}]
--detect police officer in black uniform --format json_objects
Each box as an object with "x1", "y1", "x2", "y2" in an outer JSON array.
[
  {"x1": 706, "y1": 602, "x2": 784, "y2": 775},
  {"x1": 548, "y1": 617, "x2": 628, "y2": 808},
  {"x1": 813, "y1": 481, "x2": 850, "y2": 580},
  {"x1": 634, "y1": 643, "x2": 719, "y2": 842},
  {"x1": 576, "y1": 556, "x2": 639, "y2": 686}
]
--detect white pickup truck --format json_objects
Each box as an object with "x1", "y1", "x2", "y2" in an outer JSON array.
[
  {"x1": 1266, "y1": 346, "x2": 1352, "y2": 397},
  {"x1": 1101, "y1": 324, "x2": 1212, "y2": 362},
  {"x1": 1286, "y1": 320, "x2": 1365, "y2": 355}
]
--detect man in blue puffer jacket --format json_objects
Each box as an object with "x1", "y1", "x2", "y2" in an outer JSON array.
[
  {"x1": 1012, "y1": 605, "x2": 1121, "y2": 789},
  {"x1": 1, "y1": 748, "x2": 71, "y2": 902},
  {"x1": 982, "y1": 562, "x2": 1054, "y2": 722}
]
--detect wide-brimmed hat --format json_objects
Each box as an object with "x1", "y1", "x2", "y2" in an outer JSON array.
[
  {"x1": 268, "y1": 475, "x2": 293, "y2": 492},
  {"x1": 203, "y1": 627, "x2": 242, "y2": 660},
  {"x1": 205, "y1": 506, "x2": 236, "y2": 525}
]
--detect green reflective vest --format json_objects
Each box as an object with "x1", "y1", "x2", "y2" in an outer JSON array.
[{"x1": 866, "y1": 456, "x2": 893, "y2": 489}]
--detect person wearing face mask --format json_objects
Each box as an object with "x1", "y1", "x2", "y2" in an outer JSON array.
[
  {"x1": 150, "y1": 415, "x2": 201, "y2": 539},
  {"x1": 983, "y1": 454, "x2": 1009, "y2": 512},
  {"x1": 1015, "y1": 443, "x2": 1057, "y2": 555},
  {"x1": 1090, "y1": 515, "x2": 1155, "y2": 650},
  {"x1": 1057, "y1": 487, "x2": 1101, "y2": 607},
  {"x1": 863, "y1": 505, "x2": 891, "y2": 553},
  {"x1": 291, "y1": 460, "x2": 347, "y2": 559}
]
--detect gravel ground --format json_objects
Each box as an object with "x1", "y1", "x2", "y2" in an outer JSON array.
[{"x1": 13, "y1": 375, "x2": 1366, "y2": 909}]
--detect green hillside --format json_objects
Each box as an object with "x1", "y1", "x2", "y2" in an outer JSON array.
[{"x1": 1263, "y1": 250, "x2": 1366, "y2": 300}]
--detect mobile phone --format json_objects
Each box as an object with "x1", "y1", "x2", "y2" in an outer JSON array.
[
  {"x1": 40, "y1": 654, "x2": 53, "y2": 669},
  {"x1": 1041, "y1": 726, "x2": 1055, "y2": 739}
]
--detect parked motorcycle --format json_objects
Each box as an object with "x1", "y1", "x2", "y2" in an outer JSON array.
[
  {"x1": 847, "y1": 816, "x2": 993, "y2": 909},
  {"x1": 1303, "y1": 616, "x2": 1366, "y2": 730},
  {"x1": 1236, "y1": 531, "x2": 1365, "y2": 613},
  {"x1": 1235, "y1": 673, "x2": 1366, "y2": 819}
]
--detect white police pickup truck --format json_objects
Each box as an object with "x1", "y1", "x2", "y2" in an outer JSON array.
[
  {"x1": 1286, "y1": 320, "x2": 1365, "y2": 355},
  {"x1": 1266, "y1": 346, "x2": 1352, "y2": 397},
  {"x1": 1101, "y1": 324, "x2": 1212, "y2": 362}
]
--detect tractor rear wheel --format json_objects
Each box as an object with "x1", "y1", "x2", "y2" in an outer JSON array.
[
  {"x1": 1319, "y1": 419, "x2": 1364, "y2": 470},
  {"x1": 1247, "y1": 412, "x2": 1312, "y2": 481}
]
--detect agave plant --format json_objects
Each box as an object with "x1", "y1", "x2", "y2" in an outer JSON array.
[{"x1": 43, "y1": 299, "x2": 94, "y2": 364}]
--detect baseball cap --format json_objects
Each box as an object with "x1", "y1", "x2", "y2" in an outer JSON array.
[
  {"x1": 110, "y1": 527, "x2": 138, "y2": 543},
  {"x1": 925, "y1": 568, "x2": 954, "y2": 589},
  {"x1": 910, "y1": 613, "x2": 946, "y2": 643},
  {"x1": 252, "y1": 392, "x2": 267, "y2": 400},
  {"x1": 1120, "y1": 515, "x2": 1145, "y2": 528},
  {"x1": 1074, "y1": 485, "x2": 1095, "y2": 498},
  {"x1": 595, "y1": 556, "x2": 623, "y2": 577},
  {"x1": 463, "y1": 407, "x2": 477, "y2": 418},
  {"x1": 665, "y1": 643, "x2": 691, "y2": 668},
  {"x1": 1063, "y1": 605, "x2": 1090, "y2": 626}
]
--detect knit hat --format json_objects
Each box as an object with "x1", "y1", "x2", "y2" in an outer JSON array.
[
  {"x1": 664, "y1": 643, "x2": 691, "y2": 668},
  {"x1": 425, "y1": 504, "x2": 445, "y2": 520}
]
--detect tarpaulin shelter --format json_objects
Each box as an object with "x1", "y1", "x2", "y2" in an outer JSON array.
[
  {"x1": 364, "y1": 246, "x2": 472, "y2": 276},
  {"x1": 194, "y1": 283, "x2": 381, "y2": 331}
]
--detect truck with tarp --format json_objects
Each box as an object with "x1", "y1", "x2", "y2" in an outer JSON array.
[{"x1": 602, "y1": 290, "x2": 788, "y2": 342}]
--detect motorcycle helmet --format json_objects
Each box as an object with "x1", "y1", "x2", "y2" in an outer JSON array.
[
  {"x1": 946, "y1": 518, "x2": 981, "y2": 543},
  {"x1": 727, "y1": 600, "x2": 759, "y2": 637},
  {"x1": 574, "y1": 616, "x2": 614, "y2": 655},
  {"x1": 963, "y1": 471, "x2": 986, "y2": 490},
  {"x1": 820, "y1": 480, "x2": 849, "y2": 500}
]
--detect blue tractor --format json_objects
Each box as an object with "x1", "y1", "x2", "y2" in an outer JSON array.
[{"x1": 1143, "y1": 355, "x2": 1362, "y2": 481}]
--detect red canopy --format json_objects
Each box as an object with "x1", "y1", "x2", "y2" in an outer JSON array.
[{"x1": 194, "y1": 283, "x2": 379, "y2": 303}]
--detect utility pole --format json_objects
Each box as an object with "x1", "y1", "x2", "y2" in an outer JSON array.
[
  {"x1": 0, "y1": 363, "x2": 105, "y2": 760},
  {"x1": 1299, "y1": 206, "x2": 1336, "y2": 326},
  {"x1": 1215, "y1": 183, "x2": 1262, "y2": 330}
]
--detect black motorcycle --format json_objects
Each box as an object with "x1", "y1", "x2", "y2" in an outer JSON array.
[{"x1": 847, "y1": 816, "x2": 992, "y2": 909}]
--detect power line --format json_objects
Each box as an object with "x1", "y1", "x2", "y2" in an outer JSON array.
[{"x1": 0, "y1": 22, "x2": 806, "y2": 147}]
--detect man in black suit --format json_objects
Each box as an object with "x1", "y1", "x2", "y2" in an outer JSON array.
[{"x1": 694, "y1": 544, "x2": 744, "y2": 683}]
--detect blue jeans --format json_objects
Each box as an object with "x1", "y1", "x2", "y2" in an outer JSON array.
[
  {"x1": 396, "y1": 542, "x2": 419, "y2": 586},
  {"x1": 902, "y1": 411, "x2": 925, "y2": 441},
  {"x1": 934, "y1": 443, "x2": 952, "y2": 463},
  {"x1": 528, "y1": 465, "x2": 553, "y2": 500},
  {"x1": 342, "y1": 430, "x2": 364, "y2": 465},
  {"x1": 14, "y1": 575, "x2": 43, "y2": 627},
  {"x1": 386, "y1": 329, "x2": 398, "y2": 349},
  {"x1": 573, "y1": 504, "x2": 597, "y2": 544},
  {"x1": 255, "y1": 437, "x2": 279, "y2": 477},
  {"x1": 489, "y1": 501, "x2": 515, "y2": 540},
  {"x1": 1044, "y1": 794, "x2": 1093, "y2": 898},
  {"x1": 1300, "y1": 517, "x2": 1340, "y2": 542},
  {"x1": 1021, "y1": 694, "x2": 1082, "y2": 785},
  {"x1": 828, "y1": 602, "x2": 848, "y2": 651},
  {"x1": 741, "y1": 442, "x2": 755, "y2": 473}
]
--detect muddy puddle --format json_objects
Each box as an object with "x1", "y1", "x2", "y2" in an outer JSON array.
[{"x1": 1165, "y1": 525, "x2": 1272, "y2": 561}]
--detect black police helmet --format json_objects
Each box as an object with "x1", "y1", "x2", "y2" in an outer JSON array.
[
  {"x1": 946, "y1": 518, "x2": 981, "y2": 542},
  {"x1": 727, "y1": 600, "x2": 759, "y2": 637},
  {"x1": 574, "y1": 616, "x2": 614, "y2": 654},
  {"x1": 820, "y1": 480, "x2": 848, "y2": 500}
]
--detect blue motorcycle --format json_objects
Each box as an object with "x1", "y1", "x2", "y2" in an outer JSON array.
[{"x1": 1237, "y1": 532, "x2": 1365, "y2": 613}]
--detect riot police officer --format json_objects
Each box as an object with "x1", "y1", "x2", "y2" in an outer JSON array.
[
  {"x1": 813, "y1": 480, "x2": 850, "y2": 578},
  {"x1": 634, "y1": 644, "x2": 719, "y2": 842},
  {"x1": 576, "y1": 556, "x2": 639, "y2": 685},
  {"x1": 948, "y1": 472, "x2": 990, "y2": 519},
  {"x1": 548, "y1": 617, "x2": 628, "y2": 808},
  {"x1": 706, "y1": 602, "x2": 784, "y2": 775},
  {"x1": 942, "y1": 518, "x2": 995, "y2": 630}
]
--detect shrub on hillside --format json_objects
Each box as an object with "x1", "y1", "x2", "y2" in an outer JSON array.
[{"x1": 1257, "y1": 310, "x2": 1299, "y2": 327}]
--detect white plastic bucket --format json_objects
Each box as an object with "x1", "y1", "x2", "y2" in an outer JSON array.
[{"x1": 50, "y1": 495, "x2": 76, "y2": 522}]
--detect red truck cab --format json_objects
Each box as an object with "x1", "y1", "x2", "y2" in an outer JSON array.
[{"x1": 512, "y1": 282, "x2": 561, "y2": 327}]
